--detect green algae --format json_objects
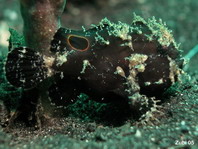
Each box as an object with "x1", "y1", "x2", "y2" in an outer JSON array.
[
  {"x1": 90, "y1": 14, "x2": 180, "y2": 53},
  {"x1": 0, "y1": 58, "x2": 22, "y2": 111},
  {"x1": 8, "y1": 28, "x2": 25, "y2": 50},
  {"x1": 67, "y1": 93, "x2": 132, "y2": 126},
  {"x1": 132, "y1": 13, "x2": 179, "y2": 49},
  {"x1": 0, "y1": 29, "x2": 24, "y2": 111}
]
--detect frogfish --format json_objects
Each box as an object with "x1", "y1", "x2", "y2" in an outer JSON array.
[{"x1": 5, "y1": 16, "x2": 184, "y2": 110}]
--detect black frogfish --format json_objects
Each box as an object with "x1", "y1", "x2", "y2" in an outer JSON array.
[{"x1": 5, "y1": 16, "x2": 184, "y2": 110}]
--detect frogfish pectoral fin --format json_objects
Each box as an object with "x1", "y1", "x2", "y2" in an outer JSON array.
[{"x1": 5, "y1": 47, "x2": 48, "y2": 89}]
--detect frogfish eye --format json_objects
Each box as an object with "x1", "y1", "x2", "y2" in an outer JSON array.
[{"x1": 67, "y1": 34, "x2": 90, "y2": 52}]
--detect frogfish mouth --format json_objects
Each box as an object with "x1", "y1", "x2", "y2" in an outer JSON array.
[{"x1": 5, "y1": 16, "x2": 184, "y2": 108}]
